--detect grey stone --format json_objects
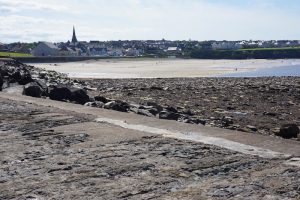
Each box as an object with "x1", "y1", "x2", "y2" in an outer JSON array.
[
  {"x1": 159, "y1": 111, "x2": 180, "y2": 120},
  {"x1": 276, "y1": 124, "x2": 299, "y2": 139},
  {"x1": 246, "y1": 125, "x2": 258, "y2": 132},
  {"x1": 23, "y1": 82, "x2": 43, "y2": 98}
]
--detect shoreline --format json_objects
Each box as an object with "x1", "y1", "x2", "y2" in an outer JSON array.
[{"x1": 31, "y1": 58, "x2": 300, "y2": 79}]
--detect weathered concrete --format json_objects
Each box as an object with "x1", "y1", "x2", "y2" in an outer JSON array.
[{"x1": 1, "y1": 94, "x2": 300, "y2": 199}]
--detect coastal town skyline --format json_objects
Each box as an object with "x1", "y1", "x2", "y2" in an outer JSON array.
[{"x1": 1, "y1": 0, "x2": 300, "y2": 43}]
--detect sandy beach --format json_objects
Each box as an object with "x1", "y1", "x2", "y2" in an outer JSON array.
[{"x1": 31, "y1": 58, "x2": 300, "y2": 79}]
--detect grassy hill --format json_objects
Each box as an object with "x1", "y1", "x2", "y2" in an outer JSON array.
[
  {"x1": 238, "y1": 47, "x2": 300, "y2": 51},
  {"x1": 0, "y1": 52, "x2": 33, "y2": 57},
  {"x1": 190, "y1": 47, "x2": 300, "y2": 59}
]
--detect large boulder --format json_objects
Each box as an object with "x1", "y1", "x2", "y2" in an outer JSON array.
[
  {"x1": 70, "y1": 88, "x2": 90, "y2": 105},
  {"x1": 49, "y1": 85, "x2": 72, "y2": 102},
  {"x1": 35, "y1": 79, "x2": 48, "y2": 96},
  {"x1": 276, "y1": 124, "x2": 299, "y2": 139},
  {"x1": 23, "y1": 82, "x2": 43, "y2": 98},
  {"x1": 49, "y1": 85, "x2": 90, "y2": 105},
  {"x1": 10, "y1": 71, "x2": 33, "y2": 85},
  {"x1": 18, "y1": 73, "x2": 33, "y2": 85}
]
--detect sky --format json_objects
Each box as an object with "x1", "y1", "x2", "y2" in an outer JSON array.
[{"x1": 0, "y1": 0, "x2": 300, "y2": 43}]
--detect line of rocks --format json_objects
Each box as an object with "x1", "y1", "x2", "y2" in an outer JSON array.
[
  {"x1": 0, "y1": 59, "x2": 93, "y2": 105},
  {"x1": 85, "y1": 95, "x2": 207, "y2": 125},
  {"x1": 1, "y1": 59, "x2": 299, "y2": 140}
]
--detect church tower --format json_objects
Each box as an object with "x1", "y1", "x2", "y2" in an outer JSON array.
[{"x1": 72, "y1": 26, "x2": 78, "y2": 44}]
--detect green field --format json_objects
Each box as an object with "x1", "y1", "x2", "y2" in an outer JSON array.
[
  {"x1": 0, "y1": 52, "x2": 33, "y2": 57},
  {"x1": 238, "y1": 47, "x2": 300, "y2": 51}
]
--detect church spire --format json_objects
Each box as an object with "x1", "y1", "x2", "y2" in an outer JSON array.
[{"x1": 72, "y1": 26, "x2": 78, "y2": 44}]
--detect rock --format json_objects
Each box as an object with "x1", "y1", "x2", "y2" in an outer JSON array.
[
  {"x1": 137, "y1": 109, "x2": 155, "y2": 117},
  {"x1": 18, "y1": 73, "x2": 33, "y2": 85},
  {"x1": 49, "y1": 85, "x2": 89, "y2": 104},
  {"x1": 49, "y1": 85, "x2": 72, "y2": 102},
  {"x1": 94, "y1": 96, "x2": 109, "y2": 103},
  {"x1": 190, "y1": 118, "x2": 206, "y2": 125},
  {"x1": 276, "y1": 124, "x2": 299, "y2": 139},
  {"x1": 94, "y1": 101, "x2": 105, "y2": 108},
  {"x1": 34, "y1": 79, "x2": 48, "y2": 96},
  {"x1": 130, "y1": 103, "x2": 143, "y2": 109},
  {"x1": 104, "y1": 101, "x2": 129, "y2": 112},
  {"x1": 221, "y1": 116, "x2": 233, "y2": 127},
  {"x1": 178, "y1": 117, "x2": 191, "y2": 124},
  {"x1": 246, "y1": 125, "x2": 258, "y2": 132},
  {"x1": 38, "y1": 71, "x2": 47, "y2": 79},
  {"x1": 84, "y1": 101, "x2": 104, "y2": 108},
  {"x1": 145, "y1": 102, "x2": 163, "y2": 112},
  {"x1": 181, "y1": 109, "x2": 194, "y2": 116},
  {"x1": 166, "y1": 106, "x2": 178, "y2": 113},
  {"x1": 84, "y1": 86, "x2": 97, "y2": 91},
  {"x1": 70, "y1": 88, "x2": 90, "y2": 105},
  {"x1": 84, "y1": 102, "x2": 95, "y2": 107},
  {"x1": 150, "y1": 86, "x2": 163, "y2": 90},
  {"x1": 271, "y1": 127, "x2": 280, "y2": 135},
  {"x1": 263, "y1": 112, "x2": 277, "y2": 117},
  {"x1": 10, "y1": 71, "x2": 33, "y2": 85},
  {"x1": 138, "y1": 105, "x2": 159, "y2": 116},
  {"x1": 10, "y1": 71, "x2": 22, "y2": 83},
  {"x1": 147, "y1": 108, "x2": 159, "y2": 116},
  {"x1": 159, "y1": 111, "x2": 180, "y2": 120},
  {"x1": 104, "y1": 101, "x2": 117, "y2": 109},
  {"x1": 23, "y1": 82, "x2": 43, "y2": 98}
]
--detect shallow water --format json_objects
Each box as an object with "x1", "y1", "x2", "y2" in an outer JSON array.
[{"x1": 222, "y1": 64, "x2": 300, "y2": 77}]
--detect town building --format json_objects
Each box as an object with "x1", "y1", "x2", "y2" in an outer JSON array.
[
  {"x1": 212, "y1": 41, "x2": 242, "y2": 50},
  {"x1": 32, "y1": 42, "x2": 60, "y2": 56}
]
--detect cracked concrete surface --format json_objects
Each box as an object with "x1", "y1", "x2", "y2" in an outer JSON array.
[{"x1": 0, "y1": 95, "x2": 300, "y2": 199}]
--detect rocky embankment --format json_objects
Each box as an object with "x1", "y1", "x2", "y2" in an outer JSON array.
[{"x1": 1, "y1": 59, "x2": 299, "y2": 140}]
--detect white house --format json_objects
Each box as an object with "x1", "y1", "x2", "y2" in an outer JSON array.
[
  {"x1": 166, "y1": 47, "x2": 182, "y2": 53},
  {"x1": 32, "y1": 42, "x2": 60, "y2": 56}
]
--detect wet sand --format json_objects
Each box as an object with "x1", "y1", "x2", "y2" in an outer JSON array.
[{"x1": 31, "y1": 58, "x2": 300, "y2": 79}]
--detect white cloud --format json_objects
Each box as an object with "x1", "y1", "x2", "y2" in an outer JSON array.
[
  {"x1": 0, "y1": 0, "x2": 299, "y2": 42},
  {"x1": 0, "y1": 0, "x2": 68, "y2": 12}
]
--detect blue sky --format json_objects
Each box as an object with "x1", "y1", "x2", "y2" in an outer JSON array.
[{"x1": 0, "y1": 0, "x2": 300, "y2": 43}]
